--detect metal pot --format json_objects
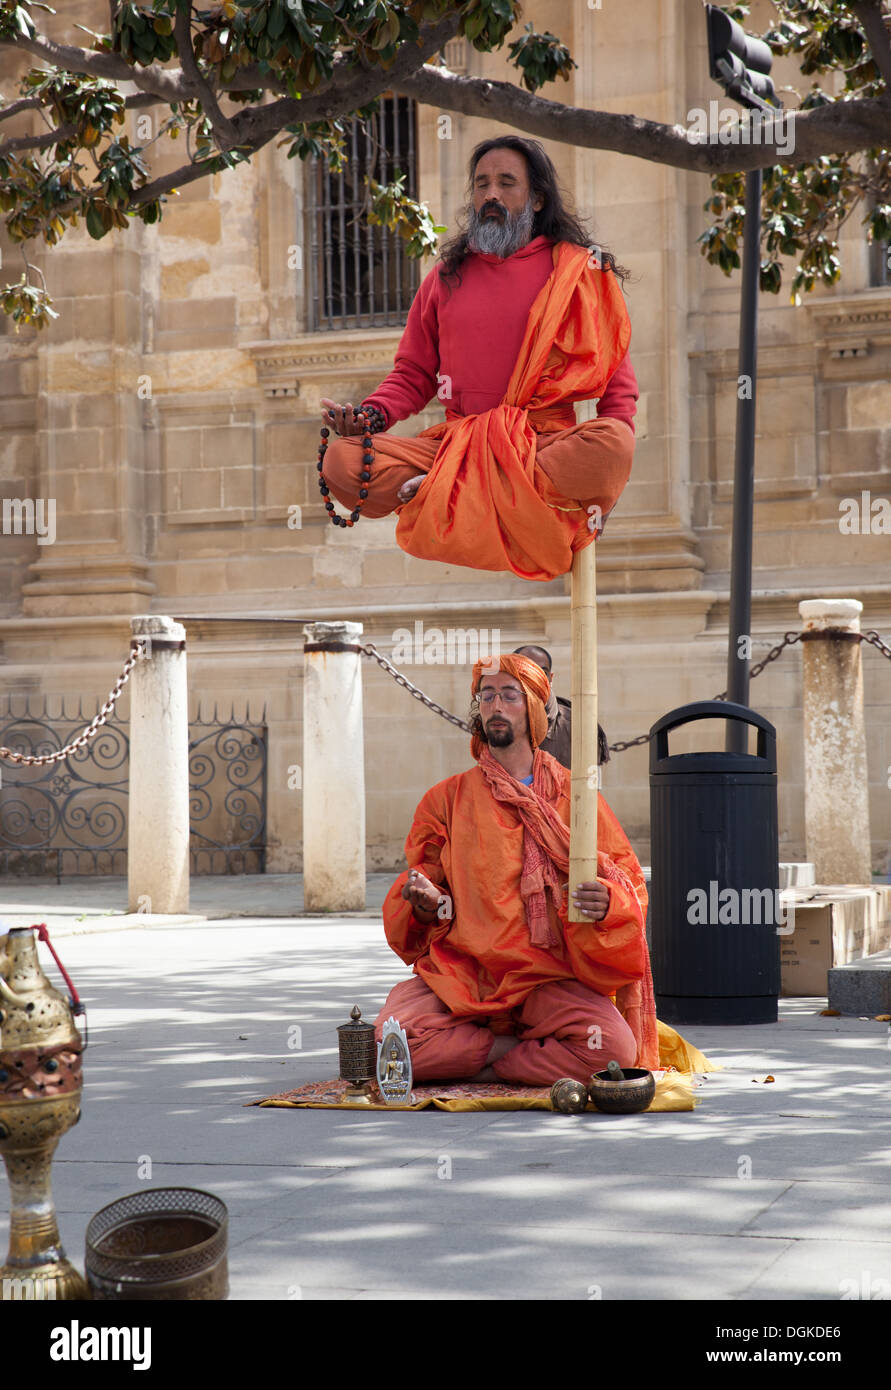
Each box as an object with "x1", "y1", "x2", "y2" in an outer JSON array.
[
  {"x1": 85, "y1": 1187, "x2": 229, "y2": 1301},
  {"x1": 587, "y1": 1067, "x2": 656, "y2": 1114}
]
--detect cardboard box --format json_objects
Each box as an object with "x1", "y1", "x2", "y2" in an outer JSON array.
[{"x1": 780, "y1": 886, "x2": 891, "y2": 997}]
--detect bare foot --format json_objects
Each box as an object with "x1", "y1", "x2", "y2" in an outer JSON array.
[
  {"x1": 470, "y1": 1034, "x2": 520, "y2": 1082},
  {"x1": 397, "y1": 474, "x2": 426, "y2": 504}
]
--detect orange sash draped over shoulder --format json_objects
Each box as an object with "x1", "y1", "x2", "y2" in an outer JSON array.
[{"x1": 394, "y1": 242, "x2": 631, "y2": 580}]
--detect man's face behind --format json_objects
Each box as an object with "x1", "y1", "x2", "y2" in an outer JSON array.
[{"x1": 478, "y1": 673, "x2": 530, "y2": 748}]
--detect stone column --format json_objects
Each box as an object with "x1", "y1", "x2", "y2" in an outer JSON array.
[
  {"x1": 302, "y1": 621, "x2": 366, "y2": 911},
  {"x1": 127, "y1": 615, "x2": 190, "y2": 913},
  {"x1": 799, "y1": 599, "x2": 872, "y2": 884}
]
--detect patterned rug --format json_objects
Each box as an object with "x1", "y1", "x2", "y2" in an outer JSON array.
[{"x1": 249, "y1": 1069, "x2": 704, "y2": 1112}]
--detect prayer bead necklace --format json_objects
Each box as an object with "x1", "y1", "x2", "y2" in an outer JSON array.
[{"x1": 317, "y1": 402, "x2": 387, "y2": 528}]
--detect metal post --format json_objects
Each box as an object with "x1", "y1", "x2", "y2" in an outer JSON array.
[{"x1": 725, "y1": 166, "x2": 762, "y2": 753}]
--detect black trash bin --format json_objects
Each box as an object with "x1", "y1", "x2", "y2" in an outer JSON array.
[{"x1": 649, "y1": 700, "x2": 780, "y2": 1025}]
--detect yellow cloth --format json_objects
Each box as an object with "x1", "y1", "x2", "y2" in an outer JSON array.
[{"x1": 657, "y1": 1020, "x2": 722, "y2": 1075}]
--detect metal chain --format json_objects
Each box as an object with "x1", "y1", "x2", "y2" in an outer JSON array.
[
  {"x1": 359, "y1": 643, "x2": 472, "y2": 732},
  {"x1": 611, "y1": 631, "x2": 805, "y2": 751},
  {"x1": 863, "y1": 629, "x2": 891, "y2": 662},
  {"x1": 361, "y1": 625, "x2": 891, "y2": 754},
  {"x1": 710, "y1": 630, "x2": 804, "y2": 703},
  {"x1": 0, "y1": 641, "x2": 147, "y2": 767},
  {"x1": 10, "y1": 623, "x2": 885, "y2": 770}
]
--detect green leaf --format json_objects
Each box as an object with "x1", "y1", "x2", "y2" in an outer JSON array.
[{"x1": 85, "y1": 203, "x2": 108, "y2": 240}]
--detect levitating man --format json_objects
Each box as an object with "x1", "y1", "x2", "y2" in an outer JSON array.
[
  {"x1": 374, "y1": 654, "x2": 656, "y2": 1085},
  {"x1": 319, "y1": 135, "x2": 637, "y2": 581}
]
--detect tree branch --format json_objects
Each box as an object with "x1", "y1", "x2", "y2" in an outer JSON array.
[
  {"x1": 129, "y1": 128, "x2": 277, "y2": 207},
  {"x1": 0, "y1": 30, "x2": 188, "y2": 102},
  {"x1": 229, "y1": 12, "x2": 462, "y2": 147},
  {"x1": 850, "y1": 0, "x2": 891, "y2": 90},
  {"x1": 174, "y1": 6, "x2": 239, "y2": 151},
  {"x1": 125, "y1": 13, "x2": 461, "y2": 209},
  {"x1": 392, "y1": 64, "x2": 891, "y2": 174},
  {"x1": 0, "y1": 92, "x2": 168, "y2": 162},
  {"x1": 0, "y1": 95, "x2": 45, "y2": 124}
]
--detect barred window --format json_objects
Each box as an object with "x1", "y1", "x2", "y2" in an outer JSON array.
[{"x1": 306, "y1": 96, "x2": 421, "y2": 330}]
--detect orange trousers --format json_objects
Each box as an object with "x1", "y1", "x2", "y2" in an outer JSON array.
[
  {"x1": 321, "y1": 417, "x2": 634, "y2": 521},
  {"x1": 374, "y1": 975, "x2": 637, "y2": 1086}
]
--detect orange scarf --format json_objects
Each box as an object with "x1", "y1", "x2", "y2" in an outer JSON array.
[
  {"x1": 395, "y1": 242, "x2": 631, "y2": 580},
  {"x1": 477, "y1": 744, "x2": 569, "y2": 949}
]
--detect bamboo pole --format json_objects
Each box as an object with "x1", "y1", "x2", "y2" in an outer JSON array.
[{"x1": 568, "y1": 540, "x2": 598, "y2": 921}]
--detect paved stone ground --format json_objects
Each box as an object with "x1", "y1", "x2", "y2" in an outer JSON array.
[
  {"x1": 0, "y1": 872, "x2": 395, "y2": 932},
  {"x1": 3, "y1": 902, "x2": 890, "y2": 1305}
]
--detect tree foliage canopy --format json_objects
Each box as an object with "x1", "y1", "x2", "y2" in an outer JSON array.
[{"x1": 0, "y1": 0, "x2": 888, "y2": 326}]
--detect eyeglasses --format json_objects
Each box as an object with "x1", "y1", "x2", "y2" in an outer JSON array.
[{"x1": 478, "y1": 688, "x2": 524, "y2": 706}]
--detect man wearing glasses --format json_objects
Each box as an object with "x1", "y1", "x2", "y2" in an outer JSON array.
[{"x1": 374, "y1": 653, "x2": 656, "y2": 1085}]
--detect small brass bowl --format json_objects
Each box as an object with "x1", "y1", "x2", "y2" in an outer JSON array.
[
  {"x1": 550, "y1": 1078, "x2": 589, "y2": 1113},
  {"x1": 587, "y1": 1068, "x2": 656, "y2": 1114}
]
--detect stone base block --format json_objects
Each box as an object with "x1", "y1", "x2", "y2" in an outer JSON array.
[{"x1": 828, "y1": 951, "x2": 891, "y2": 1015}]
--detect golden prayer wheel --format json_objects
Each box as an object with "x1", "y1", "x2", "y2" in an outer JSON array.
[
  {"x1": 0, "y1": 926, "x2": 87, "y2": 1301},
  {"x1": 337, "y1": 1004, "x2": 378, "y2": 1104}
]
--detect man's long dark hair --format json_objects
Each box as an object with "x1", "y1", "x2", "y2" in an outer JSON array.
[{"x1": 438, "y1": 135, "x2": 629, "y2": 292}]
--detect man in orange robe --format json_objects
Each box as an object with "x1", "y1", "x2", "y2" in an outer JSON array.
[
  {"x1": 320, "y1": 136, "x2": 635, "y2": 582},
  {"x1": 374, "y1": 654, "x2": 658, "y2": 1085}
]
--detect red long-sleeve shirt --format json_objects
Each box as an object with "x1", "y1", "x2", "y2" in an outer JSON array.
[{"x1": 365, "y1": 234, "x2": 637, "y2": 430}]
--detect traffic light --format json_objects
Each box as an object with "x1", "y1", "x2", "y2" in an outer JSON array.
[{"x1": 706, "y1": 4, "x2": 779, "y2": 110}]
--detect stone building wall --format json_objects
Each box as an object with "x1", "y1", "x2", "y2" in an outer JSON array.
[{"x1": 0, "y1": 0, "x2": 889, "y2": 876}]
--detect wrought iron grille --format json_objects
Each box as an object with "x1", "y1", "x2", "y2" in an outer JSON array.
[
  {"x1": 0, "y1": 695, "x2": 267, "y2": 880},
  {"x1": 306, "y1": 95, "x2": 420, "y2": 330}
]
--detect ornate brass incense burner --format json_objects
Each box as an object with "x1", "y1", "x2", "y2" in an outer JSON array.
[{"x1": 0, "y1": 926, "x2": 87, "y2": 1300}]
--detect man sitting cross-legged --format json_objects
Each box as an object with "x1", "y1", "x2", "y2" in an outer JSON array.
[
  {"x1": 374, "y1": 654, "x2": 657, "y2": 1085},
  {"x1": 319, "y1": 135, "x2": 637, "y2": 581}
]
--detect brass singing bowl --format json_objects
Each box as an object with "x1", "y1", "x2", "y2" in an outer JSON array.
[{"x1": 587, "y1": 1068, "x2": 656, "y2": 1114}]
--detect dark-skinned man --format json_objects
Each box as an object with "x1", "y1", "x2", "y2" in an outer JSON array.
[{"x1": 512, "y1": 642, "x2": 610, "y2": 773}]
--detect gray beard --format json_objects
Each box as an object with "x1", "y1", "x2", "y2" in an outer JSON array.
[{"x1": 466, "y1": 197, "x2": 536, "y2": 258}]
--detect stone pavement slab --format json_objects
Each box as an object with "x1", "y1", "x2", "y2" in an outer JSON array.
[{"x1": 1, "y1": 918, "x2": 890, "y2": 1305}]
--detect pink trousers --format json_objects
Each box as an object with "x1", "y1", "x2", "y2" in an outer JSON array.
[{"x1": 374, "y1": 975, "x2": 637, "y2": 1086}]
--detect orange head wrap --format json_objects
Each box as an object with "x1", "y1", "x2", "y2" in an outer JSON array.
[{"x1": 470, "y1": 653, "x2": 549, "y2": 761}]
